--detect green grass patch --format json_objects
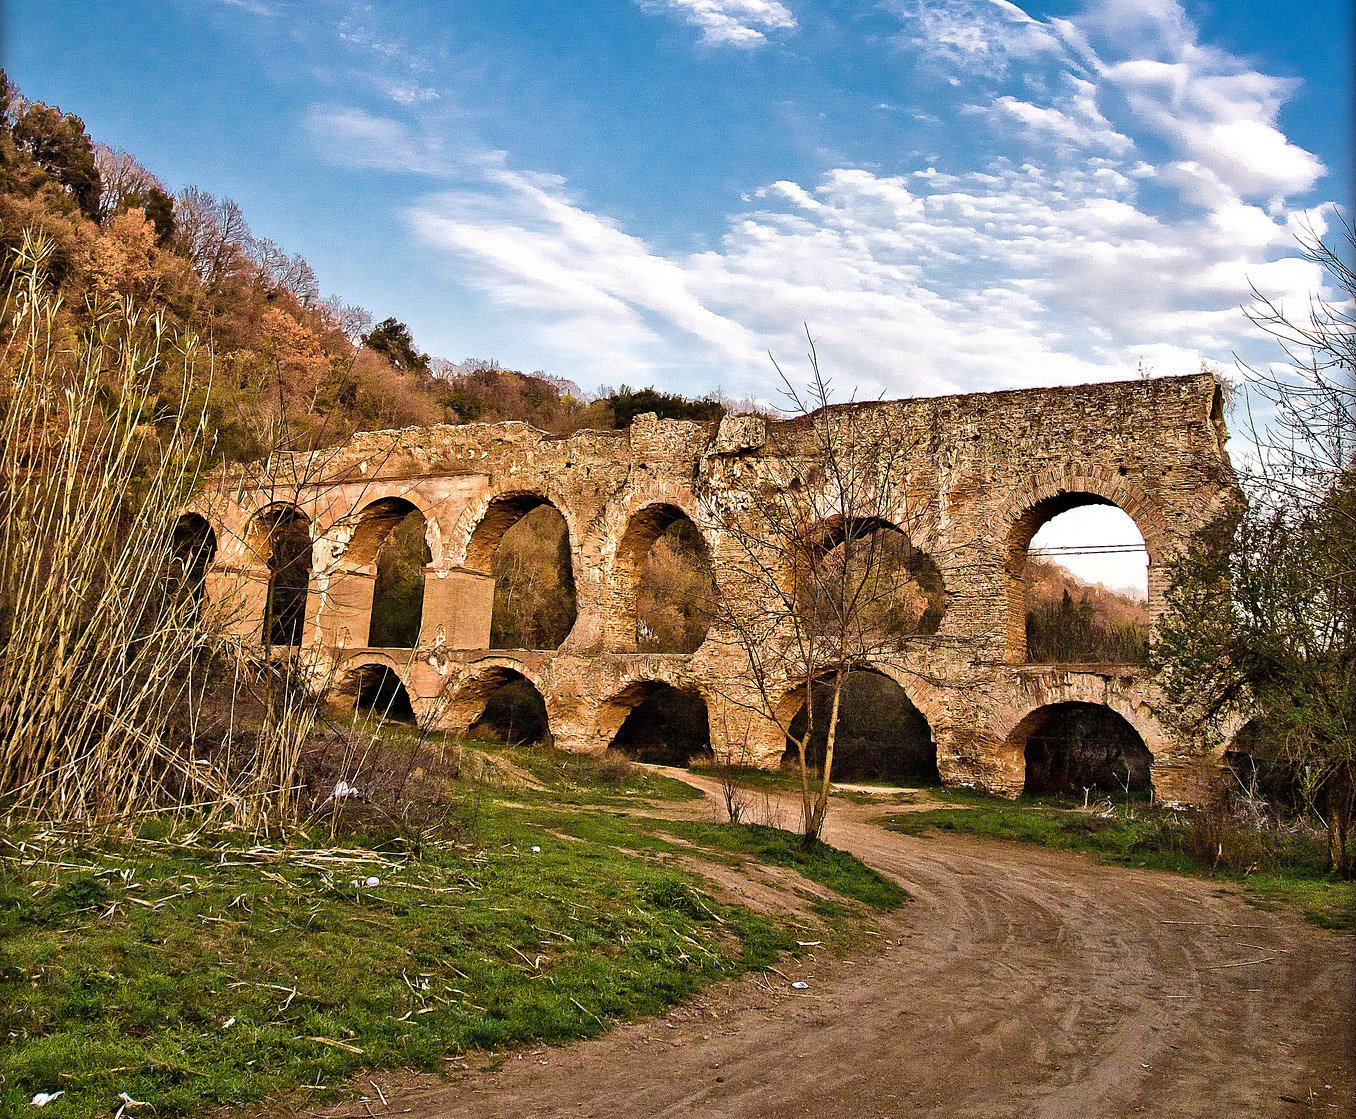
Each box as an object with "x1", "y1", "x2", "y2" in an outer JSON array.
[
  {"x1": 478, "y1": 740, "x2": 706, "y2": 806},
  {"x1": 0, "y1": 805, "x2": 783, "y2": 1119},
  {"x1": 0, "y1": 742, "x2": 906, "y2": 1119},
  {"x1": 654, "y1": 821, "x2": 908, "y2": 910},
  {"x1": 885, "y1": 793, "x2": 1353, "y2": 933}
]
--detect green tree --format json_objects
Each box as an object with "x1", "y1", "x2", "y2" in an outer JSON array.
[
  {"x1": 8, "y1": 96, "x2": 101, "y2": 218},
  {"x1": 1153, "y1": 218, "x2": 1355, "y2": 875},
  {"x1": 363, "y1": 316, "x2": 429, "y2": 374}
]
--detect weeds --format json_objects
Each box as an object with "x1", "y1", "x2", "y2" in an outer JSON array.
[{"x1": 885, "y1": 791, "x2": 1354, "y2": 932}]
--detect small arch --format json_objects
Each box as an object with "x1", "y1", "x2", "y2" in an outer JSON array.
[
  {"x1": 603, "y1": 681, "x2": 712, "y2": 767},
  {"x1": 1009, "y1": 702, "x2": 1152, "y2": 796},
  {"x1": 169, "y1": 513, "x2": 217, "y2": 608},
  {"x1": 781, "y1": 668, "x2": 938, "y2": 783},
  {"x1": 457, "y1": 666, "x2": 552, "y2": 745},
  {"x1": 1008, "y1": 494, "x2": 1149, "y2": 665},
  {"x1": 249, "y1": 505, "x2": 312, "y2": 647},
  {"x1": 352, "y1": 663, "x2": 417, "y2": 724},
  {"x1": 617, "y1": 504, "x2": 717, "y2": 653},
  {"x1": 467, "y1": 494, "x2": 577, "y2": 650},
  {"x1": 336, "y1": 497, "x2": 431, "y2": 649},
  {"x1": 796, "y1": 517, "x2": 946, "y2": 641}
]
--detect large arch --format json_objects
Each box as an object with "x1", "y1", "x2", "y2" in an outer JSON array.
[
  {"x1": 1008, "y1": 701, "x2": 1153, "y2": 796},
  {"x1": 466, "y1": 493, "x2": 577, "y2": 650},
  {"x1": 615, "y1": 503, "x2": 717, "y2": 653},
  {"x1": 246, "y1": 504, "x2": 313, "y2": 647},
  {"x1": 601, "y1": 680, "x2": 712, "y2": 767},
  {"x1": 798, "y1": 516, "x2": 946, "y2": 641},
  {"x1": 780, "y1": 667, "x2": 939, "y2": 783},
  {"x1": 1005, "y1": 488, "x2": 1153, "y2": 665},
  {"x1": 451, "y1": 664, "x2": 553, "y2": 745}
]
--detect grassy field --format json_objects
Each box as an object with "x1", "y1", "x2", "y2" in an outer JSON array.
[
  {"x1": 0, "y1": 744, "x2": 902, "y2": 1119},
  {"x1": 884, "y1": 789, "x2": 1355, "y2": 933}
]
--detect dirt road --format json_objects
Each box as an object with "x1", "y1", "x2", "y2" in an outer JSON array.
[{"x1": 357, "y1": 778, "x2": 1355, "y2": 1118}]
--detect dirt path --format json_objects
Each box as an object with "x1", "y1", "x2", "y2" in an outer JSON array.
[{"x1": 351, "y1": 778, "x2": 1356, "y2": 1118}]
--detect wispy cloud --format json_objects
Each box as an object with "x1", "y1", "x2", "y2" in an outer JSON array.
[
  {"x1": 309, "y1": 0, "x2": 1336, "y2": 400},
  {"x1": 637, "y1": 0, "x2": 797, "y2": 48}
]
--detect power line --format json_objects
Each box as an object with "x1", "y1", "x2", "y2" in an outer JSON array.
[{"x1": 1029, "y1": 543, "x2": 1148, "y2": 556}]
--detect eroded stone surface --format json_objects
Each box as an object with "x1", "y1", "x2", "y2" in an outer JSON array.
[{"x1": 188, "y1": 372, "x2": 1237, "y2": 801}]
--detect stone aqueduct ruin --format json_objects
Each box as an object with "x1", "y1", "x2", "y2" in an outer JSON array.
[{"x1": 185, "y1": 371, "x2": 1238, "y2": 803}]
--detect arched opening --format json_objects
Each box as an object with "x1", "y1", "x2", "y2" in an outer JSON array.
[
  {"x1": 344, "y1": 498, "x2": 431, "y2": 649},
  {"x1": 169, "y1": 513, "x2": 217, "y2": 608},
  {"x1": 468, "y1": 495, "x2": 577, "y2": 651},
  {"x1": 463, "y1": 668, "x2": 551, "y2": 745},
  {"x1": 1014, "y1": 702, "x2": 1152, "y2": 796},
  {"x1": 796, "y1": 517, "x2": 945, "y2": 642},
  {"x1": 606, "y1": 682, "x2": 712, "y2": 767},
  {"x1": 256, "y1": 506, "x2": 312, "y2": 647},
  {"x1": 1012, "y1": 497, "x2": 1149, "y2": 665},
  {"x1": 619, "y1": 505, "x2": 717, "y2": 653},
  {"x1": 353, "y1": 664, "x2": 417, "y2": 724},
  {"x1": 1224, "y1": 718, "x2": 1302, "y2": 810},
  {"x1": 782, "y1": 669, "x2": 938, "y2": 783}
]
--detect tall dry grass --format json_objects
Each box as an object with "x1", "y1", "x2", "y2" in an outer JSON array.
[{"x1": 0, "y1": 234, "x2": 317, "y2": 831}]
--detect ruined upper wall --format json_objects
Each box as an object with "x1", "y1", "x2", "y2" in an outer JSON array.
[{"x1": 234, "y1": 370, "x2": 1230, "y2": 494}]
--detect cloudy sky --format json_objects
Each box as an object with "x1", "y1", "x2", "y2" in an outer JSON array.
[{"x1": 9, "y1": 0, "x2": 1352, "y2": 586}]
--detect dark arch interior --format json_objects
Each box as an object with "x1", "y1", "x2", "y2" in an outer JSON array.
[
  {"x1": 481, "y1": 501, "x2": 577, "y2": 650},
  {"x1": 635, "y1": 515, "x2": 716, "y2": 653},
  {"x1": 1020, "y1": 702, "x2": 1152, "y2": 795},
  {"x1": 170, "y1": 514, "x2": 217, "y2": 605},
  {"x1": 783, "y1": 669, "x2": 938, "y2": 783},
  {"x1": 1224, "y1": 719, "x2": 1302, "y2": 809},
  {"x1": 469, "y1": 673, "x2": 552, "y2": 745},
  {"x1": 262, "y1": 508, "x2": 312, "y2": 647},
  {"x1": 368, "y1": 503, "x2": 431, "y2": 648},
  {"x1": 354, "y1": 664, "x2": 417, "y2": 724},
  {"x1": 608, "y1": 684, "x2": 712, "y2": 767},
  {"x1": 798, "y1": 520, "x2": 945, "y2": 641}
]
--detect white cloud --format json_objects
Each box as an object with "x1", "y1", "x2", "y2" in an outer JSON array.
[
  {"x1": 637, "y1": 0, "x2": 797, "y2": 48},
  {"x1": 309, "y1": 0, "x2": 1336, "y2": 404}
]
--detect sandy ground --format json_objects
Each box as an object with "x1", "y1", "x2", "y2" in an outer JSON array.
[{"x1": 318, "y1": 775, "x2": 1356, "y2": 1119}]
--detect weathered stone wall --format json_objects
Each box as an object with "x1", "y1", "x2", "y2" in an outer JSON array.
[{"x1": 187, "y1": 371, "x2": 1238, "y2": 803}]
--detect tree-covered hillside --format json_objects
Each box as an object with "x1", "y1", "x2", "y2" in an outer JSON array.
[{"x1": 0, "y1": 72, "x2": 729, "y2": 463}]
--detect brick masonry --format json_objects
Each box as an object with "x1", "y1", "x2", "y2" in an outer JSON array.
[{"x1": 188, "y1": 371, "x2": 1238, "y2": 803}]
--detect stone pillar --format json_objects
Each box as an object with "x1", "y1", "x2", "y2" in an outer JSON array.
[
  {"x1": 313, "y1": 567, "x2": 376, "y2": 648},
  {"x1": 1151, "y1": 754, "x2": 1223, "y2": 807},
  {"x1": 205, "y1": 566, "x2": 270, "y2": 641},
  {"x1": 423, "y1": 567, "x2": 496, "y2": 650},
  {"x1": 706, "y1": 694, "x2": 784, "y2": 768}
]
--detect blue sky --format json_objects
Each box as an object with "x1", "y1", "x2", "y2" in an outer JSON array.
[{"x1": 8, "y1": 0, "x2": 1352, "y2": 587}]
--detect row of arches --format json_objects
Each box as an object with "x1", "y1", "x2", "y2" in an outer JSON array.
[
  {"x1": 344, "y1": 660, "x2": 1153, "y2": 796},
  {"x1": 177, "y1": 484, "x2": 1151, "y2": 663}
]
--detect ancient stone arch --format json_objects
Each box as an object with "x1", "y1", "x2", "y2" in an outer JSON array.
[{"x1": 189, "y1": 372, "x2": 1238, "y2": 803}]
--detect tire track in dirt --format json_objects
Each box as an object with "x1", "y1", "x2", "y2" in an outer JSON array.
[{"x1": 351, "y1": 777, "x2": 1356, "y2": 1119}]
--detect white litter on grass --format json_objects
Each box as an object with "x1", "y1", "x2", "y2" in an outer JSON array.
[
  {"x1": 365, "y1": 876, "x2": 381, "y2": 888},
  {"x1": 791, "y1": 981, "x2": 810, "y2": 990},
  {"x1": 796, "y1": 941, "x2": 821, "y2": 947},
  {"x1": 114, "y1": 1092, "x2": 147, "y2": 1118},
  {"x1": 30, "y1": 1091, "x2": 64, "y2": 1107},
  {"x1": 222, "y1": 1016, "x2": 236, "y2": 1029},
  {"x1": 333, "y1": 780, "x2": 361, "y2": 800},
  {"x1": 531, "y1": 846, "x2": 541, "y2": 854}
]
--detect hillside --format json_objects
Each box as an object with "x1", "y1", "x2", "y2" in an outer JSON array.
[
  {"x1": 0, "y1": 72, "x2": 726, "y2": 464},
  {"x1": 1024, "y1": 556, "x2": 1149, "y2": 664}
]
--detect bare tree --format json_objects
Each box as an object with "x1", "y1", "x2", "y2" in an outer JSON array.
[
  {"x1": 701, "y1": 332, "x2": 946, "y2": 845},
  {"x1": 92, "y1": 143, "x2": 164, "y2": 216}
]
